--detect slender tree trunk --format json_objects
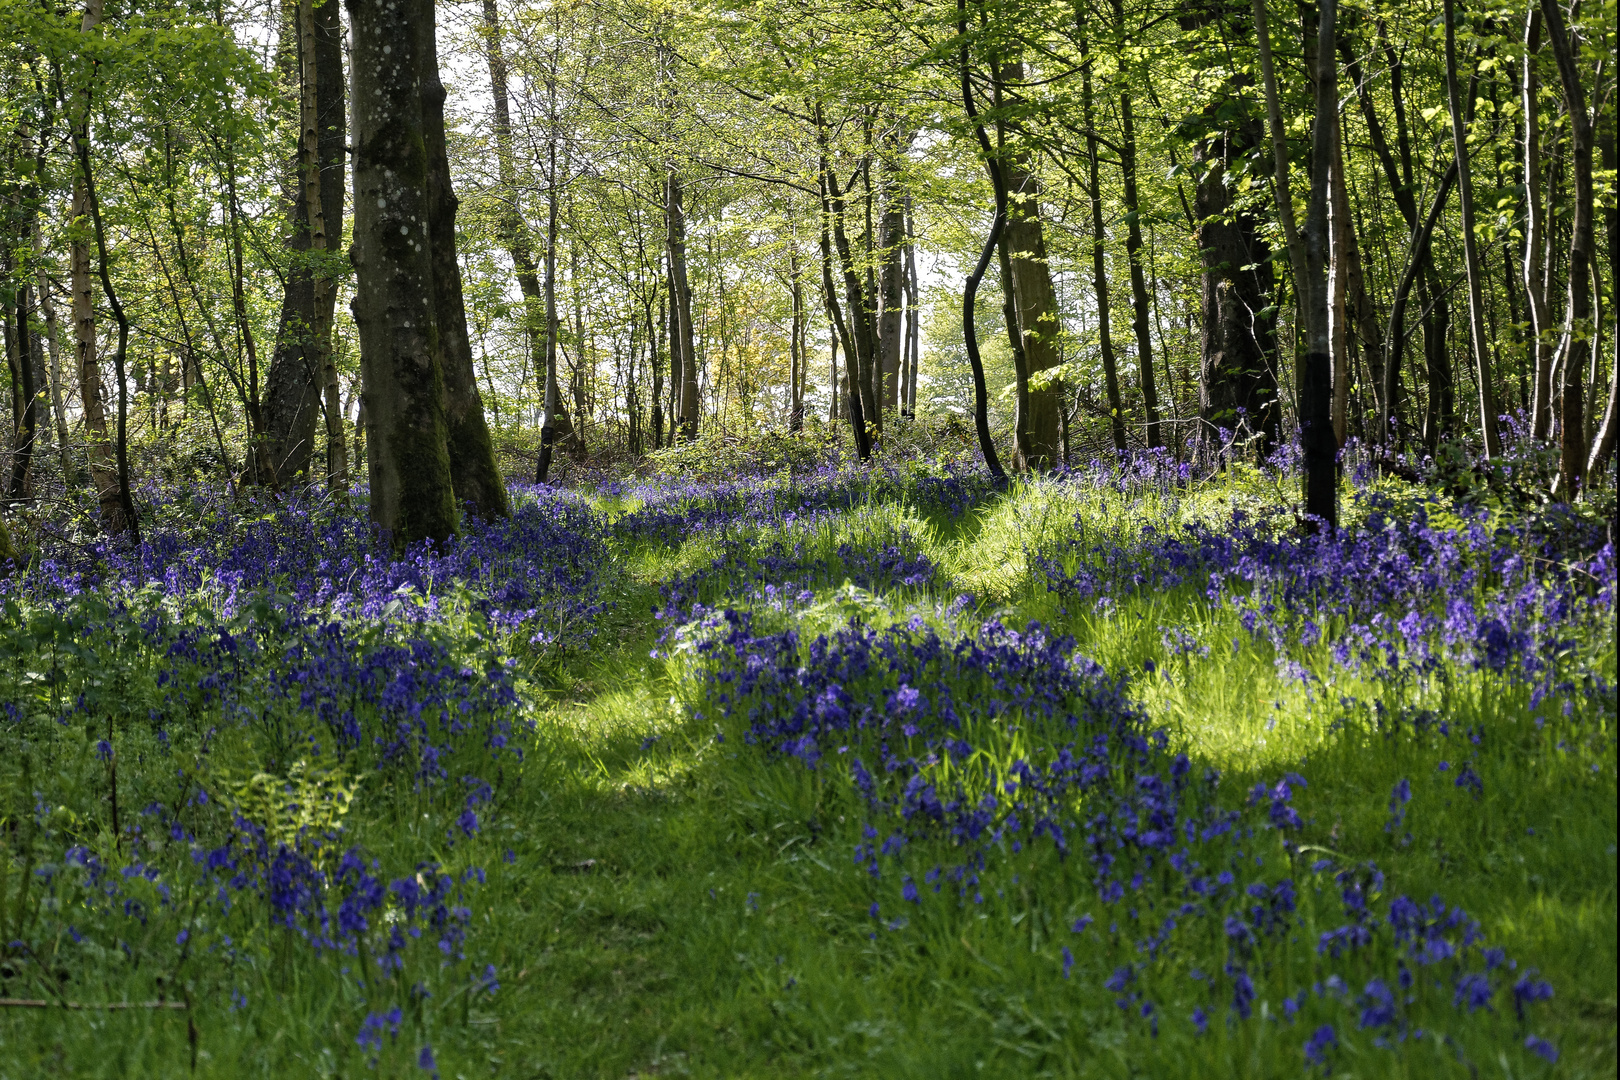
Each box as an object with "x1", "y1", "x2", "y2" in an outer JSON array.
[
  {"x1": 649, "y1": 291, "x2": 664, "y2": 449},
  {"x1": 1584, "y1": 97, "x2": 1617, "y2": 480},
  {"x1": 1328, "y1": 119, "x2": 1351, "y2": 447},
  {"x1": 957, "y1": 0, "x2": 1007, "y2": 483},
  {"x1": 1522, "y1": 11, "x2": 1556, "y2": 439},
  {"x1": 8, "y1": 134, "x2": 39, "y2": 501},
  {"x1": 878, "y1": 144, "x2": 905, "y2": 414},
  {"x1": 1538, "y1": 0, "x2": 1593, "y2": 495},
  {"x1": 667, "y1": 169, "x2": 698, "y2": 441},
  {"x1": 482, "y1": 0, "x2": 546, "y2": 453},
  {"x1": 348, "y1": 0, "x2": 458, "y2": 546},
  {"x1": 1080, "y1": 28, "x2": 1127, "y2": 454},
  {"x1": 995, "y1": 231, "x2": 1033, "y2": 467},
  {"x1": 66, "y1": 1, "x2": 121, "y2": 530},
  {"x1": 999, "y1": 71, "x2": 1063, "y2": 471},
  {"x1": 819, "y1": 195, "x2": 870, "y2": 458},
  {"x1": 789, "y1": 248, "x2": 806, "y2": 431},
  {"x1": 821, "y1": 144, "x2": 880, "y2": 443},
  {"x1": 537, "y1": 144, "x2": 562, "y2": 482},
  {"x1": 260, "y1": 0, "x2": 342, "y2": 489},
  {"x1": 76, "y1": 120, "x2": 137, "y2": 539},
  {"x1": 904, "y1": 199, "x2": 920, "y2": 417},
  {"x1": 1444, "y1": 0, "x2": 1501, "y2": 456},
  {"x1": 1115, "y1": 56, "x2": 1161, "y2": 448},
  {"x1": 34, "y1": 219, "x2": 74, "y2": 486},
  {"x1": 421, "y1": 11, "x2": 505, "y2": 517},
  {"x1": 1261, "y1": 0, "x2": 1337, "y2": 528}
]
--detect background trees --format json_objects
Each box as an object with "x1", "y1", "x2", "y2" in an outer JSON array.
[{"x1": 1, "y1": 0, "x2": 1614, "y2": 534}]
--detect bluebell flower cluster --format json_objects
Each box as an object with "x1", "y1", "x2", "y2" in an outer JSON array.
[{"x1": 681, "y1": 599, "x2": 1574, "y2": 1069}]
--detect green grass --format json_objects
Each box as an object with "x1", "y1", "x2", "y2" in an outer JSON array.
[{"x1": 0, "y1": 474, "x2": 1613, "y2": 1079}]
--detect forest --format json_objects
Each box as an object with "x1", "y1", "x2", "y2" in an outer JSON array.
[{"x1": 0, "y1": 0, "x2": 1614, "y2": 1072}]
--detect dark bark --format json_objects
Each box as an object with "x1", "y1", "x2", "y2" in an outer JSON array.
[
  {"x1": 878, "y1": 149, "x2": 905, "y2": 414},
  {"x1": 957, "y1": 0, "x2": 1007, "y2": 484},
  {"x1": 260, "y1": 0, "x2": 345, "y2": 489},
  {"x1": 422, "y1": 12, "x2": 507, "y2": 518},
  {"x1": 999, "y1": 67, "x2": 1063, "y2": 471},
  {"x1": 1444, "y1": 0, "x2": 1501, "y2": 456},
  {"x1": 348, "y1": 0, "x2": 458, "y2": 546},
  {"x1": 1113, "y1": 0, "x2": 1160, "y2": 449},
  {"x1": 1297, "y1": 0, "x2": 1339, "y2": 529},
  {"x1": 1521, "y1": 11, "x2": 1556, "y2": 438},
  {"x1": 667, "y1": 169, "x2": 698, "y2": 441},
  {"x1": 482, "y1": 0, "x2": 546, "y2": 454},
  {"x1": 819, "y1": 199, "x2": 870, "y2": 459},
  {"x1": 1079, "y1": 27, "x2": 1127, "y2": 454},
  {"x1": 1539, "y1": 0, "x2": 1594, "y2": 495},
  {"x1": 76, "y1": 118, "x2": 139, "y2": 540},
  {"x1": 1188, "y1": 79, "x2": 1280, "y2": 458}
]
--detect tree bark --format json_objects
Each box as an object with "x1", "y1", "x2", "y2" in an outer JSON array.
[
  {"x1": 1521, "y1": 11, "x2": 1557, "y2": 440},
  {"x1": 1538, "y1": 0, "x2": 1593, "y2": 495},
  {"x1": 1000, "y1": 83, "x2": 1063, "y2": 471},
  {"x1": 66, "y1": 0, "x2": 122, "y2": 532},
  {"x1": 1189, "y1": 52, "x2": 1280, "y2": 459},
  {"x1": 261, "y1": 0, "x2": 344, "y2": 489},
  {"x1": 1444, "y1": 0, "x2": 1501, "y2": 457},
  {"x1": 957, "y1": 0, "x2": 1007, "y2": 484},
  {"x1": 819, "y1": 194, "x2": 870, "y2": 458},
  {"x1": 666, "y1": 169, "x2": 698, "y2": 441},
  {"x1": 878, "y1": 144, "x2": 905, "y2": 413},
  {"x1": 903, "y1": 199, "x2": 920, "y2": 417},
  {"x1": 536, "y1": 142, "x2": 562, "y2": 482},
  {"x1": 482, "y1": 0, "x2": 546, "y2": 449},
  {"x1": 1114, "y1": 33, "x2": 1161, "y2": 449},
  {"x1": 1328, "y1": 119, "x2": 1350, "y2": 447},
  {"x1": 1263, "y1": 0, "x2": 1337, "y2": 529},
  {"x1": 1080, "y1": 27, "x2": 1127, "y2": 454},
  {"x1": 348, "y1": 0, "x2": 458, "y2": 546},
  {"x1": 422, "y1": 8, "x2": 507, "y2": 517},
  {"x1": 789, "y1": 247, "x2": 805, "y2": 431}
]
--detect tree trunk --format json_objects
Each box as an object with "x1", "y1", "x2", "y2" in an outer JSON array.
[
  {"x1": 1539, "y1": 0, "x2": 1593, "y2": 496},
  {"x1": 1190, "y1": 66, "x2": 1280, "y2": 459},
  {"x1": 904, "y1": 199, "x2": 920, "y2": 417},
  {"x1": 1328, "y1": 119, "x2": 1351, "y2": 448},
  {"x1": 667, "y1": 169, "x2": 699, "y2": 441},
  {"x1": 67, "y1": 0, "x2": 122, "y2": 531},
  {"x1": 1080, "y1": 25, "x2": 1127, "y2": 454},
  {"x1": 819, "y1": 199, "x2": 870, "y2": 458},
  {"x1": 482, "y1": 0, "x2": 546, "y2": 452},
  {"x1": 1583, "y1": 93, "x2": 1616, "y2": 481},
  {"x1": 957, "y1": 0, "x2": 1007, "y2": 484},
  {"x1": 878, "y1": 146, "x2": 905, "y2": 414},
  {"x1": 1521, "y1": 11, "x2": 1556, "y2": 440},
  {"x1": 823, "y1": 156, "x2": 880, "y2": 443},
  {"x1": 34, "y1": 218, "x2": 74, "y2": 487},
  {"x1": 1001, "y1": 101, "x2": 1063, "y2": 470},
  {"x1": 1260, "y1": 0, "x2": 1337, "y2": 528},
  {"x1": 348, "y1": 0, "x2": 458, "y2": 546},
  {"x1": 1444, "y1": 0, "x2": 1501, "y2": 457},
  {"x1": 995, "y1": 231, "x2": 1033, "y2": 467},
  {"x1": 536, "y1": 145, "x2": 562, "y2": 483},
  {"x1": 1117, "y1": 72, "x2": 1161, "y2": 449},
  {"x1": 260, "y1": 0, "x2": 344, "y2": 489},
  {"x1": 421, "y1": 11, "x2": 506, "y2": 517},
  {"x1": 789, "y1": 248, "x2": 805, "y2": 431},
  {"x1": 649, "y1": 291, "x2": 664, "y2": 449}
]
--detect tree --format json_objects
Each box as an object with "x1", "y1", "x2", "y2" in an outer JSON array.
[{"x1": 348, "y1": 0, "x2": 458, "y2": 546}]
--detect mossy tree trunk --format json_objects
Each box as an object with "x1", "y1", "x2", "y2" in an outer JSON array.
[
  {"x1": 348, "y1": 0, "x2": 457, "y2": 547},
  {"x1": 422, "y1": 5, "x2": 507, "y2": 518}
]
